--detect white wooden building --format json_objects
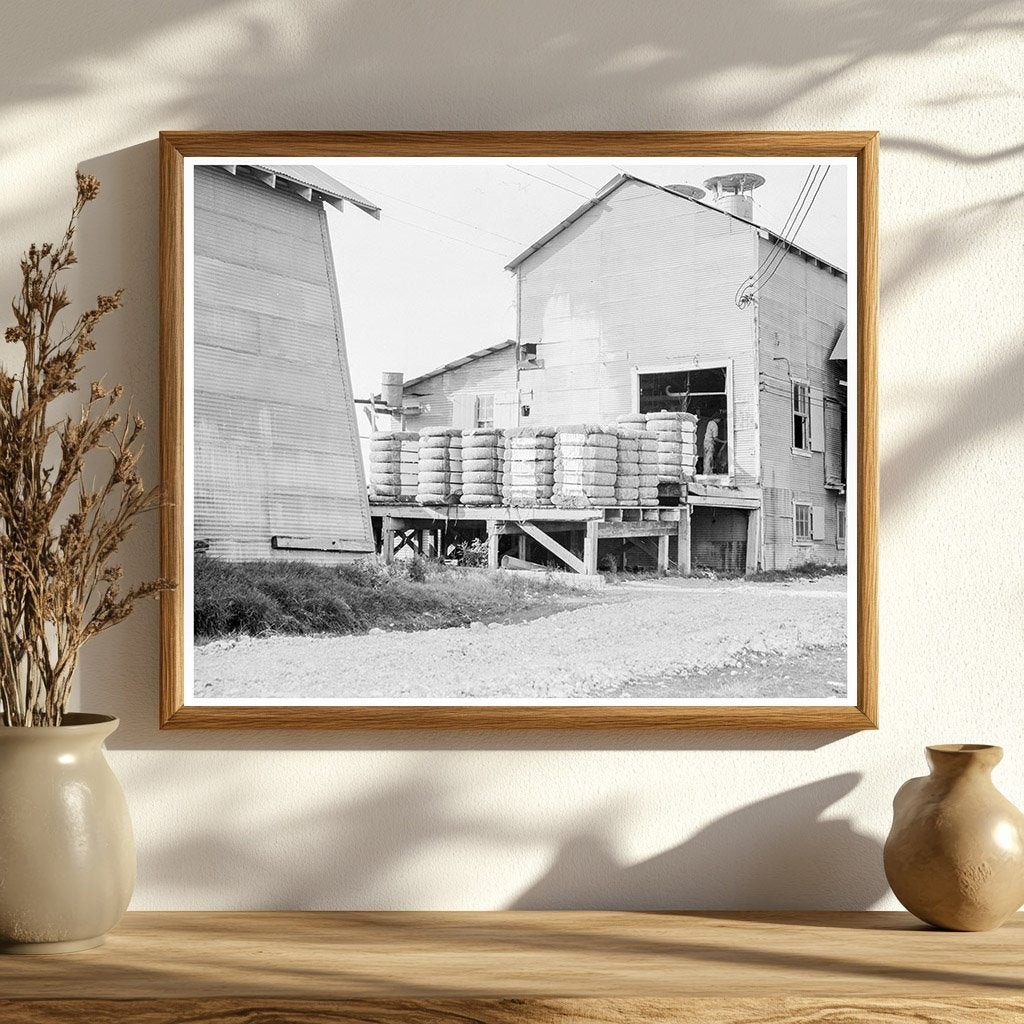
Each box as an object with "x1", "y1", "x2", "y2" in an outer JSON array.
[{"x1": 193, "y1": 164, "x2": 380, "y2": 562}]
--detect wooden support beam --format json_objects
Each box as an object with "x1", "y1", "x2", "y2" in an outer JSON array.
[
  {"x1": 394, "y1": 530, "x2": 418, "y2": 556},
  {"x1": 583, "y1": 519, "x2": 600, "y2": 576},
  {"x1": 678, "y1": 506, "x2": 691, "y2": 576},
  {"x1": 517, "y1": 521, "x2": 586, "y2": 575},
  {"x1": 657, "y1": 533, "x2": 670, "y2": 574},
  {"x1": 517, "y1": 533, "x2": 528, "y2": 561},
  {"x1": 487, "y1": 521, "x2": 500, "y2": 570},
  {"x1": 382, "y1": 517, "x2": 395, "y2": 566},
  {"x1": 597, "y1": 522, "x2": 676, "y2": 539},
  {"x1": 745, "y1": 508, "x2": 761, "y2": 576}
]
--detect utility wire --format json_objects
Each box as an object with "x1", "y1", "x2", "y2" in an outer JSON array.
[
  {"x1": 547, "y1": 165, "x2": 602, "y2": 190},
  {"x1": 736, "y1": 166, "x2": 830, "y2": 306},
  {"x1": 337, "y1": 177, "x2": 529, "y2": 247},
  {"x1": 382, "y1": 213, "x2": 515, "y2": 258},
  {"x1": 755, "y1": 167, "x2": 831, "y2": 294},
  {"x1": 508, "y1": 165, "x2": 592, "y2": 199},
  {"x1": 735, "y1": 166, "x2": 819, "y2": 306}
]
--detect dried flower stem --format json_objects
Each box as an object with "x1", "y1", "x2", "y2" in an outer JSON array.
[{"x1": 0, "y1": 173, "x2": 172, "y2": 726}]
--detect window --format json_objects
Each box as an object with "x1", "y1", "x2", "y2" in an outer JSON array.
[
  {"x1": 637, "y1": 365, "x2": 730, "y2": 477},
  {"x1": 837, "y1": 505, "x2": 846, "y2": 549},
  {"x1": 475, "y1": 394, "x2": 494, "y2": 429},
  {"x1": 792, "y1": 380, "x2": 811, "y2": 453},
  {"x1": 794, "y1": 501, "x2": 813, "y2": 544}
]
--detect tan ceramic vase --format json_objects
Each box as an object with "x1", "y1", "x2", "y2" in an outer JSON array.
[
  {"x1": 0, "y1": 714, "x2": 135, "y2": 953},
  {"x1": 884, "y1": 744, "x2": 1024, "y2": 931}
]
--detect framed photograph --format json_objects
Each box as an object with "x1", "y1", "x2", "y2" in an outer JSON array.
[{"x1": 159, "y1": 131, "x2": 877, "y2": 729}]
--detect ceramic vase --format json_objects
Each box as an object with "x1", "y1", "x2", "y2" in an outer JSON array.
[
  {"x1": 0, "y1": 714, "x2": 135, "y2": 953},
  {"x1": 884, "y1": 744, "x2": 1024, "y2": 931}
]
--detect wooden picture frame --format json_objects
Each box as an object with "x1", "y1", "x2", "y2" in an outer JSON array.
[{"x1": 160, "y1": 131, "x2": 878, "y2": 730}]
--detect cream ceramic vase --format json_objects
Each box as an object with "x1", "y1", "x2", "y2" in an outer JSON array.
[
  {"x1": 0, "y1": 714, "x2": 135, "y2": 953},
  {"x1": 884, "y1": 744, "x2": 1024, "y2": 931}
]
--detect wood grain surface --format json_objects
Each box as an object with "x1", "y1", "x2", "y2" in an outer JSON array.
[
  {"x1": 159, "y1": 131, "x2": 879, "y2": 731},
  {"x1": 0, "y1": 911, "x2": 1020, "y2": 1023}
]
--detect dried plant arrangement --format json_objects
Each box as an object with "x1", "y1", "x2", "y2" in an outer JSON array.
[{"x1": 0, "y1": 174, "x2": 171, "y2": 726}]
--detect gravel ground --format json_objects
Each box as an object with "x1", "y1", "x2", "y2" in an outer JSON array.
[{"x1": 194, "y1": 576, "x2": 847, "y2": 700}]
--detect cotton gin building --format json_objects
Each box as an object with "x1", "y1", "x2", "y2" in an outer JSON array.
[
  {"x1": 192, "y1": 164, "x2": 380, "y2": 562},
  {"x1": 401, "y1": 172, "x2": 848, "y2": 573}
]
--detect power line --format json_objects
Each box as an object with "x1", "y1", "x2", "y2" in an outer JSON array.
[
  {"x1": 755, "y1": 167, "x2": 831, "y2": 293},
  {"x1": 337, "y1": 177, "x2": 529, "y2": 247},
  {"x1": 735, "y1": 166, "x2": 819, "y2": 306},
  {"x1": 547, "y1": 165, "x2": 602, "y2": 191},
  {"x1": 508, "y1": 165, "x2": 591, "y2": 199},
  {"x1": 736, "y1": 165, "x2": 830, "y2": 306},
  {"x1": 383, "y1": 213, "x2": 514, "y2": 258}
]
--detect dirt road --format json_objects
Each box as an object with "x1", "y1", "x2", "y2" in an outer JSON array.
[{"x1": 194, "y1": 576, "x2": 848, "y2": 701}]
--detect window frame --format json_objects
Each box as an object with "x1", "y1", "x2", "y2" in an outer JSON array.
[
  {"x1": 475, "y1": 394, "x2": 495, "y2": 430},
  {"x1": 793, "y1": 500, "x2": 813, "y2": 545},
  {"x1": 792, "y1": 378, "x2": 812, "y2": 457},
  {"x1": 632, "y1": 358, "x2": 735, "y2": 481}
]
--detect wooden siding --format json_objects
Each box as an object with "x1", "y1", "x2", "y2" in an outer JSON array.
[
  {"x1": 193, "y1": 166, "x2": 373, "y2": 561},
  {"x1": 756, "y1": 238, "x2": 848, "y2": 568},
  {"x1": 402, "y1": 346, "x2": 518, "y2": 431},
  {"x1": 515, "y1": 181, "x2": 761, "y2": 484}
]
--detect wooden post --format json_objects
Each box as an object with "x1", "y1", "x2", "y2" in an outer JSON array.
[
  {"x1": 657, "y1": 533, "x2": 670, "y2": 574},
  {"x1": 517, "y1": 533, "x2": 527, "y2": 562},
  {"x1": 745, "y1": 508, "x2": 761, "y2": 576},
  {"x1": 677, "y1": 505, "x2": 691, "y2": 576},
  {"x1": 583, "y1": 520, "x2": 600, "y2": 575},
  {"x1": 487, "y1": 522, "x2": 500, "y2": 569},
  {"x1": 382, "y1": 517, "x2": 395, "y2": 566},
  {"x1": 421, "y1": 530, "x2": 437, "y2": 558}
]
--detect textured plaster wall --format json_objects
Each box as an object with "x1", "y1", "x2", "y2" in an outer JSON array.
[{"x1": 1, "y1": 0, "x2": 1021, "y2": 910}]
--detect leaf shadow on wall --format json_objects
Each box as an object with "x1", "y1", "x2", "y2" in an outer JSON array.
[
  {"x1": 511, "y1": 773, "x2": 887, "y2": 910},
  {"x1": 129, "y1": 757, "x2": 886, "y2": 911}
]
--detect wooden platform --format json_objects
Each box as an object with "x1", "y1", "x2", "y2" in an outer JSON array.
[
  {"x1": 1, "y1": 911, "x2": 1020, "y2": 1022},
  {"x1": 370, "y1": 502, "x2": 690, "y2": 575}
]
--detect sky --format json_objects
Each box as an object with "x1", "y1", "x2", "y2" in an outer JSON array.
[{"x1": 318, "y1": 158, "x2": 850, "y2": 427}]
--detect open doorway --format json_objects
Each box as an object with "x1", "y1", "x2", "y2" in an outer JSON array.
[{"x1": 637, "y1": 365, "x2": 730, "y2": 477}]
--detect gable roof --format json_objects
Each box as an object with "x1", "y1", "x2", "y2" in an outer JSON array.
[
  {"x1": 401, "y1": 340, "x2": 516, "y2": 391},
  {"x1": 229, "y1": 164, "x2": 381, "y2": 218},
  {"x1": 504, "y1": 173, "x2": 845, "y2": 277}
]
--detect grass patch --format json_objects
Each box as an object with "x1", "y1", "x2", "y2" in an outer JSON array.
[
  {"x1": 194, "y1": 555, "x2": 585, "y2": 642},
  {"x1": 749, "y1": 561, "x2": 847, "y2": 583}
]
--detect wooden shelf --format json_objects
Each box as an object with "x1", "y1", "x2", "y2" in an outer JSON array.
[{"x1": 1, "y1": 911, "x2": 1021, "y2": 1022}]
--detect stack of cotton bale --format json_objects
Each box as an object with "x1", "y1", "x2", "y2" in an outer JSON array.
[
  {"x1": 612, "y1": 426, "x2": 642, "y2": 506},
  {"x1": 460, "y1": 428, "x2": 504, "y2": 506},
  {"x1": 645, "y1": 410, "x2": 698, "y2": 484},
  {"x1": 552, "y1": 424, "x2": 618, "y2": 508},
  {"x1": 368, "y1": 430, "x2": 418, "y2": 501},
  {"x1": 637, "y1": 429, "x2": 660, "y2": 505},
  {"x1": 502, "y1": 427, "x2": 556, "y2": 507},
  {"x1": 399, "y1": 434, "x2": 420, "y2": 498},
  {"x1": 415, "y1": 427, "x2": 463, "y2": 505}
]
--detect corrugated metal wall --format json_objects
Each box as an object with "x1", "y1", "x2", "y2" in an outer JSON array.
[
  {"x1": 403, "y1": 348, "x2": 518, "y2": 431},
  {"x1": 691, "y1": 507, "x2": 749, "y2": 574},
  {"x1": 756, "y1": 238, "x2": 848, "y2": 568},
  {"x1": 193, "y1": 166, "x2": 374, "y2": 561},
  {"x1": 515, "y1": 182, "x2": 760, "y2": 483}
]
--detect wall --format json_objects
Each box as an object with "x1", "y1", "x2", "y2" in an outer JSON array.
[
  {"x1": 193, "y1": 166, "x2": 374, "y2": 559},
  {"x1": 1, "y1": 0, "x2": 1021, "y2": 911},
  {"x1": 757, "y1": 240, "x2": 848, "y2": 567},
  {"x1": 517, "y1": 180, "x2": 760, "y2": 486},
  {"x1": 404, "y1": 346, "x2": 517, "y2": 432}
]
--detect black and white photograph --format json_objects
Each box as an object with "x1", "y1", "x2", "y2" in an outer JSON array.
[{"x1": 182, "y1": 153, "x2": 858, "y2": 710}]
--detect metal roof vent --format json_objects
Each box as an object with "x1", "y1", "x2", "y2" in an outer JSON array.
[
  {"x1": 665, "y1": 183, "x2": 707, "y2": 201},
  {"x1": 702, "y1": 172, "x2": 765, "y2": 221}
]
